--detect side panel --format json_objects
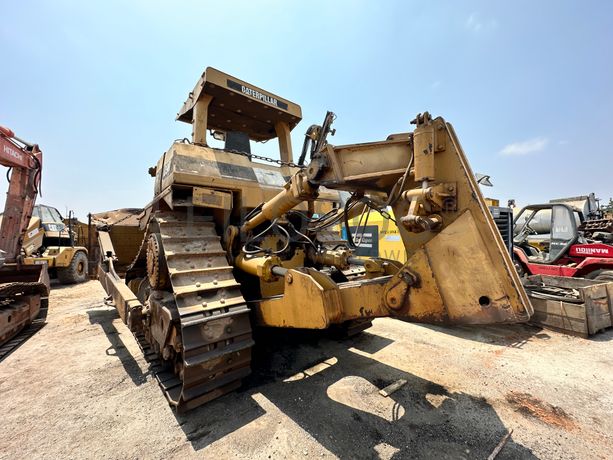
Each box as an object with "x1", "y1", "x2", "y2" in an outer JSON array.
[
  {"x1": 156, "y1": 143, "x2": 340, "y2": 212},
  {"x1": 313, "y1": 117, "x2": 532, "y2": 325},
  {"x1": 389, "y1": 120, "x2": 532, "y2": 323},
  {"x1": 414, "y1": 210, "x2": 523, "y2": 323}
]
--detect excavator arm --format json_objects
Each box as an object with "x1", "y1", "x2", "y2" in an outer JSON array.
[
  {"x1": 0, "y1": 126, "x2": 43, "y2": 262},
  {"x1": 239, "y1": 112, "x2": 532, "y2": 326}
]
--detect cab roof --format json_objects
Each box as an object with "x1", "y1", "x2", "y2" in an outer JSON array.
[{"x1": 176, "y1": 67, "x2": 302, "y2": 142}]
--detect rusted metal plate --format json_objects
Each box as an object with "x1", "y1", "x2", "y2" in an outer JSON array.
[{"x1": 191, "y1": 187, "x2": 232, "y2": 210}]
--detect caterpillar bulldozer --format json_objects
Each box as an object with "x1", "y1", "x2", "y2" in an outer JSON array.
[
  {"x1": 97, "y1": 67, "x2": 532, "y2": 412},
  {"x1": 0, "y1": 126, "x2": 50, "y2": 347}
]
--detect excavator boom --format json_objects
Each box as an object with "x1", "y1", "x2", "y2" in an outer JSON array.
[{"x1": 0, "y1": 126, "x2": 43, "y2": 261}]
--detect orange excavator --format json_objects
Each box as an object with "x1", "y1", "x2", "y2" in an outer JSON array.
[{"x1": 0, "y1": 125, "x2": 49, "y2": 348}]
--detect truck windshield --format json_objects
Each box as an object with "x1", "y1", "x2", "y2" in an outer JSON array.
[{"x1": 33, "y1": 206, "x2": 63, "y2": 224}]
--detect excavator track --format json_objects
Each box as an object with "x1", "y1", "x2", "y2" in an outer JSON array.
[
  {"x1": 139, "y1": 212, "x2": 254, "y2": 412},
  {"x1": 0, "y1": 297, "x2": 47, "y2": 362}
]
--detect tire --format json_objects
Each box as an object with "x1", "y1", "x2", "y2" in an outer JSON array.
[
  {"x1": 57, "y1": 251, "x2": 88, "y2": 284},
  {"x1": 513, "y1": 255, "x2": 527, "y2": 278},
  {"x1": 588, "y1": 269, "x2": 613, "y2": 282}
]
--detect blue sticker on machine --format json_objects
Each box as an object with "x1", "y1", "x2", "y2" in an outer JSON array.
[{"x1": 341, "y1": 225, "x2": 379, "y2": 257}]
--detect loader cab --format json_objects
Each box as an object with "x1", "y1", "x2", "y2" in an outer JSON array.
[
  {"x1": 31, "y1": 205, "x2": 73, "y2": 247},
  {"x1": 513, "y1": 203, "x2": 583, "y2": 264},
  {"x1": 176, "y1": 67, "x2": 303, "y2": 163}
]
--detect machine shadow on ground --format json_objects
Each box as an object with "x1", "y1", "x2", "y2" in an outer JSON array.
[
  {"x1": 421, "y1": 322, "x2": 613, "y2": 345},
  {"x1": 48, "y1": 280, "x2": 75, "y2": 290},
  {"x1": 89, "y1": 307, "x2": 536, "y2": 458},
  {"x1": 0, "y1": 298, "x2": 48, "y2": 363},
  {"x1": 0, "y1": 322, "x2": 47, "y2": 363},
  {"x1": 87, "y1": 307, "x2": 150, "y2": 386},
  {"x1": 183, "y1": 328, "x2": 536, "y2": 459},
  {"x1": 584, "y1": 328, "x2": 613, "y2": 342},
  {"x1": 413, "y1": 323, "x2": 553, "y2": 349}
]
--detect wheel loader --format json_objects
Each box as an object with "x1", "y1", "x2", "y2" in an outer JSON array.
[
  {"x1": 97, "y1": 67, "x2": 532, "y2": 412},
  {"x1": 20, "y1": 204, "x2": 89, "y2": 284}
]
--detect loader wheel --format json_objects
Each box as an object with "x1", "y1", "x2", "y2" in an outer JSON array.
[
  {"x1": 57, "y1": 251, "x2": 88, "y2": 284},
  {"x1": 590, "y1": 269, "x2": 613, "y2": 282},
  {"x1": 147, "y1": 233, "x2": 169, "y2": 290}
]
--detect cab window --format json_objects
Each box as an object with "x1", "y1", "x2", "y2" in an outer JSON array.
[
  {"x1": 549, "y1": 205, "x2": 576, "y2": 260},
  {"x1": 36, "y1": 206, "x2": 64, "y2": 224}
]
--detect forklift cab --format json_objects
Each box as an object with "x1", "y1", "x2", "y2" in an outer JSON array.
[{"x1": 513, "y1": 203, "x2": 584, "y2": 264}]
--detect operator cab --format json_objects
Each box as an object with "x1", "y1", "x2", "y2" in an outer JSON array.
[
  {"x1": 513, "y1": 203, "x2": 584, "y2": 264},
  {"x1": 31, "y1": 205, "x2": 72, "y2": 246},
  {"x1": 33, "y1": 205, "x2": 65, "y2": 232},
  {"x1": 176, "y1": 67, "x2": 302, "y2": 162}
]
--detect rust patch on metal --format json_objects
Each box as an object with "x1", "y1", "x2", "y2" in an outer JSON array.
[{"x1": 506, "y1": 392, "x2": 577, "y2": 430}]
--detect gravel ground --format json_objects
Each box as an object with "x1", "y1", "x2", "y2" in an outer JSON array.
[{"x1": 1, "y1": 280, "x2": 611, "y2": 459}]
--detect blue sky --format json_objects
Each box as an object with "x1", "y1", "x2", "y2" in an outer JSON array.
[{"x1": 2, "y1": 1, "x2": 612, "y2": 218}]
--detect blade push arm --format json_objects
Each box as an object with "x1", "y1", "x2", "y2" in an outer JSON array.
[
  {"x1": 241, "y1": 112, "x2": 457, "y2": 237},
  {"x1": 240, "y1": 113, "x2": 532, "y2": 326}
]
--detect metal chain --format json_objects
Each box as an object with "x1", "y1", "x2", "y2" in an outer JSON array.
[
  {"x1": 90, "y1": 212, "x2": 136, "y2": 230},
  {"x1": 226, "y1": 149, "x2": 306, "y2": 169},
  {"x1": 177, "y1": 139, "x2": 399, "y2": 226},
  {"x1": 361, "y1": 197, "x2": 397, "y2": 225},
  {"x1": 378, "y1": 208, "x2": 397, "y2": 224},
  {"x1": 176, "y1": 138, "x2": 306, "y2": 169}
]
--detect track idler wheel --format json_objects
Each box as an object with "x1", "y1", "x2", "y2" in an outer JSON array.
[{"x1": 146, "y1": 233, "x2": 170, "y2": 290}]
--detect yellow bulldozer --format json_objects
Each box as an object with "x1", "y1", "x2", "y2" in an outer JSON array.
[{"x1": 97, "y1": 68, "x2": 532, "y2": 412}]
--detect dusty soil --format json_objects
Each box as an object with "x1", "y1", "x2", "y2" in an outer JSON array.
[{"x1": 1, "y1": 280, "x2": 611, "y2": 459}]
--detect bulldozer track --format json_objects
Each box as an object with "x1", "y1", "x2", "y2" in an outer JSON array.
[
  {"x1": 138, "y1": 212, "x2": 254, "y2": 412},
  {"x1": 0, "y1": 299, "x2": 48, "y2": 362}
]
